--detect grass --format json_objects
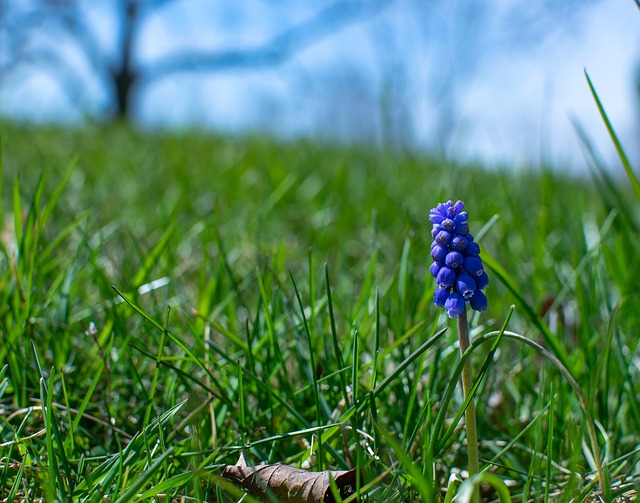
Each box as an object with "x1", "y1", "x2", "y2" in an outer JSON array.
[{"x1": 0, "y1": 110, "x2": 638, "y2": 502}]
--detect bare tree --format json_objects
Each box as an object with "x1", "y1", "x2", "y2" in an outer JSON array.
[
  {"x1": 0, "y1": 0, "x2": 391, "y2": 121},
  {"x1": 0, "y1": 0, "x2": 614, "y2": 158}
]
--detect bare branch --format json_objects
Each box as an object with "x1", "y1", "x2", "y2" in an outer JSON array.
[
  {"x1": 142, "y1": 0, "x2": 180, "y2": 11},
  {"x1": 54, "y1": 4, "x2": 114, "y2": 81},
  {"x1": 1, "y1": 0, "x2": 393, "y2": 121},
  {"x1": 0, "y1": 4, "x2": 111, "y2": 84},
  {"x1": 142, "y1": 0, "x2": 392, "y2": 83}
]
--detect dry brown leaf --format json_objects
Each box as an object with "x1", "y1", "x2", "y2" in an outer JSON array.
[{"x1": 222, "y1": 460, "x2": 359, "y2": 503}]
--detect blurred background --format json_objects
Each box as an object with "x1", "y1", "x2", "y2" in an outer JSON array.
[{"x1": 0, "y1": 0, "x2": 638, "y2": 170}]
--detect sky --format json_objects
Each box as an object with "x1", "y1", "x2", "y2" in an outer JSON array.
[
  {"x1": 1, "y1": 0, "x2": 638, "y2": 172},
  {"x1": 450, "y1": 0, "x2": 639, "y2": 169}
]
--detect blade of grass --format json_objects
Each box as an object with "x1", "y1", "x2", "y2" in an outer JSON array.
[
  {"x1": 350, "y1": 246, "x2": 378, "y2": 324},
  {"x1": 143, "y1": 305, "x2": 171, "y2": 427},
  {"x1": 73, "y1": 401, "x2": 185, "y2": 495},
  {"x1": 456, "y1": 472, "x2": 512, "y2": 502},
  {"x1": 466, "y1": 330, "x2": 610, "y2": 501},
  {"x1": 136, "y1": 470, "x2": 196, "y2": 500},
  {"x1": 41, "y1": 376, "x2": 60, "y2": 500},
  {"x1": 584, "y1": 70, "x2": 640, "y2": 199},
  {"x1": 38, "y1": 156, "x2": 78, "y2": 232},
  {"x1": 59, "y1": 370, "x2": 76, "y2": 455},
  {"x1": 369, "y1": 326, "x2": 448, "y2": 402},
  {"x1": 129, "y1": 341, "x2": 232, "y2": 408},
  {"x1": 132, "y1": 220, "x2": 178, "y2": 287},
  {"x1": 397, "y1": 236, "x2": 411, "y2": 330},
  {"x1": 46, "y1": 370, "x2": 74, "y2": 498},
  {"x1": 113, "y1": 446, "x2": 175, "y2": 503},
  {"x1": 255, "y1": 268, "x2": 284, "y2": 373},
  {"x1": 71, "y1": 323, "x2": 116, "y2": 432},
  {"x1": 111, "y1": 285, "x2": 219, "y2": 385},
  {"x1": 371, "y1": 287, "x2": 381, "y2": 390},
  {"x1": 435, "y1": 307, "x2": 514, "y2": 452},
  {"x1": 325, "y1": 263, "x2": 350, "y2": 407},
  {"x1": 351, "y1": 329, "x2": 359, "y2": 406},
  {"x1": 335, "y1": 326, "x2": 448, "y2": 427},
  {"x1": 376, "y1": 420, "x2": 434, "y2": 501},
  {"x1": 482, "y1": 252, "x2": 569, "y2": 368},
  {"x1": 221, "y1": 423, "x2": 343, "y2": 452},
  {"x1": 237, "y1": 359, "x2": 246, "y2": 446},
  {"x1": 544, "y1": 380, "x2": 555, "y2": 503},
  {"x1": 12, "y1": 175, "x2": 23, "y2": 258},
  {"x1": 290, "y1": 270, "x2": 323, "y2": 469},
  {"x1": 6, "y1": 456, "x2": 26, "y2": 503},
  {"x1": 572, "y1": 117, "x2": 638, "y2": 232}
]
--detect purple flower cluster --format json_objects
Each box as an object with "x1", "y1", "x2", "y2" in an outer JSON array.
[{"x1": 429, "y1": 200, "x2": 488, "y2": 318}]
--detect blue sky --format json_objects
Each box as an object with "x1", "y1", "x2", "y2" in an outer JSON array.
[{"x1": 1, "y1": 0, "x2": 638, "y2": 171}]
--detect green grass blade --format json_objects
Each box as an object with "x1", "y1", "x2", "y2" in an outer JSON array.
[
  {"x1": 544, "y1": 380, "x2": 555, "y2": 503},
  {"x1": 38, "y1": 156, "x2": 77, "y2": 231},
  {"x1": 136, "y1": 470, "x2": 196, "y2": 500},
  {"x1": 73, "y1": 401, "x2": 185, "y2": 495},
  {"x1": 290, "y1": 270, "x2": 323, "y2": 468},
  {"x1": 46, "y1": 374, "x2": 74, "y2": 497},
  {"x1": 371, "y1": 287, "x2": 381, "y2": 390},
  {"x1": 481, "y1": 251, "x2": 569, "y2": 368},
  {"x1": 376, "y1": 420, "x2": 434, "y2": 501},
  {"x1": 584, "y1": 70, "x2": 640, "y2": 199},
  {"x1": 143, "y1": 305, "x2": 171, "y2": 427},
  {"x1": 5, "y1": 457, "x2": 26, "y2": 503},
  {"x1": 572, "y1": 117, "x2": 638, "y2": 231},
  {"x1": 41, "y1": 377, "x2": 61, "y2": 500},
  {"x1": 111, "y1": 285, "x2": 218, "y2": 384},
  {"x1": 397, "y1": 236, "x2": 411, "y2": 326},
  {"x1": 113, "y1": 446, "x2": 175, "y2": 503},
  {"x1": 12, "y1": 176, "x2": 22, "y2": 258},
  {"x1": 255, "y1": 268, "x2": 283, "y2": 369},
  {"x1": 469, "y1": 330, "x2": 610, "y2": 501},
  {"x1": 456, "y1": 472, "x2": 512, "y2": 502},
  {"x1": 325, "y1": 263, "x2": 349, "y2": 406},
  {"x1": 435, "y1": 307, "x2": 513, "y2": 453},
  {"x1": 71, "y1": 324, "x2": 115, "y2": 432},
  {"x1": 237, "y1": 358, "x2": 246, "y2": 445},
  {"x1": 351, "y1": 329, "x2": 359, "y2": 405},
  {"x1": 132, "y1": 220, "x2": 178, "y2": 286},
  {"x1": 371, "y1": 326, "x2": 447, "y2": 399}
]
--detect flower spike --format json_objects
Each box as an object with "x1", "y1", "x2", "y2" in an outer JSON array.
[{"x1": 429, "y1": 200, "x2": 488, "y2": 317}]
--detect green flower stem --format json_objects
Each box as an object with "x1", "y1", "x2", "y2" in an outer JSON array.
[{"x1": 458, "y1": 309, "x2": 480, "y2": 487}]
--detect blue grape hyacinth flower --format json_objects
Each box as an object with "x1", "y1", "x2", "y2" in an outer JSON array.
[{"x1": 429, "y1": 200, "x2": 488, "y2": 318}]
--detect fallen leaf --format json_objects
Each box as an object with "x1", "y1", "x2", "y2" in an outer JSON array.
[{"x1": 222, "y1": 460, "x2": 359, "y2": 502}]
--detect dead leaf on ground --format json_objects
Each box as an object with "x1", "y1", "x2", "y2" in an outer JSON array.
[{"x1": 222, "y1": 458, "x2": 359, "y2": 503}]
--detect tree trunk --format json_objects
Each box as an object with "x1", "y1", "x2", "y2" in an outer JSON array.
[{"x1": 112, "y1": 0, "x2": 139, "y2": 120}]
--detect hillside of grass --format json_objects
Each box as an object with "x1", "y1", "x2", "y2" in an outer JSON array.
[{"x1": 0, "y1": 121, "x2": 639, "y2": 501}]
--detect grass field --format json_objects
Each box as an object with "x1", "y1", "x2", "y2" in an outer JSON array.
[{"x1": 0, "y1": 109, "x2": 639, "y2": 502}]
